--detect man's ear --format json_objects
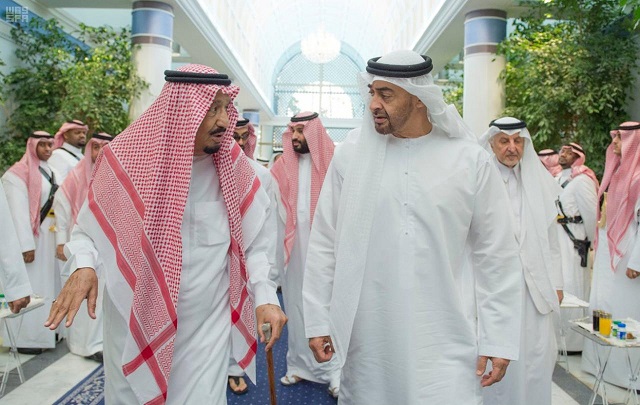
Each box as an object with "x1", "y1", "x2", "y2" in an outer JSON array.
[{"x1": 414, "y1": 96, "x2": 426, "y2": 110}]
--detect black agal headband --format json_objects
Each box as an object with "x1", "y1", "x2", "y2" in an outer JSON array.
[{"x1": 164, "y1": 70, "x2": 232, "y2": 85}]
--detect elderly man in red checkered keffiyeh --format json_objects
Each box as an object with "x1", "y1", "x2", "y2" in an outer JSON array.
[{"x1": 45, "y1": 65, "x2": 287, "y2": 405}]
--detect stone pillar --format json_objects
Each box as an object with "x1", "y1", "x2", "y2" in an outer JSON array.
[
  {"x1": 130, "y1": 1, "x2": 174, "y2": 120},
  {"x1": 463, "y1": 9, "x2": 507, "y2": 137}
]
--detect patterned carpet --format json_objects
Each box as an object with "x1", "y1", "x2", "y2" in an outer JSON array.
[
  {"x1": 53, "y1": 364, "x2": 104, "y2": 405},
  {"x1": 54, "y1": 293, "x2": 338, "y2": 404}
]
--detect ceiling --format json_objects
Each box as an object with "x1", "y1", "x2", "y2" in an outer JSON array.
[{"x1": 30, "y1": 0, "x2": 523, "y2": 121}]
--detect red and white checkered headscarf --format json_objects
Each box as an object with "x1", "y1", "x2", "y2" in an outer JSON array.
[
  {"x1": 537, "y1": 149, "x2": 562, "y2": 177},
  {"x1": 53, "y1": 120, "x2": 88, "y2": 149},
  {"x1": 270, "y1": 112, "x2": 334, "y2": 265},
  {"x1": 562, "y1": 142, "x2": 599, "y2": 188},
  {"x1": 6, "y1": 132, "x2": 54, "y2": 236},
  {"x1": 596, "y1": 122, "x2": 640, "y2": 271},
  {"x1": 87, "y1": 64, "x2": 262, "y2": 404},
  {"x1": 58, "y1": 134, "x2": 112, "y2": 226},
  {"x1": 238, "y1": 122, "x2": 257, "y2": 160}
]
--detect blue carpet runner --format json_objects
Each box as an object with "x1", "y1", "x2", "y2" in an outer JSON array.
[
  {"x1": 53, "y1": 364, "x2": 104, "y2": 405},
  {"x1": 55, "y1": 293, "x2": 338, "y2": 404}
]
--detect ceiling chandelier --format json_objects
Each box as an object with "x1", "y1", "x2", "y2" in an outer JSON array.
[{"x1": 301, "y1": 27, "x2": 341, "y2": 64}]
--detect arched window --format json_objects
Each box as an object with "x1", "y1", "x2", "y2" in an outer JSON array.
[
  {"x1": 274, "y1": 52, "x2": 364, "y2": 118},
  {"x1": 272, "y1": 48, "x2": 364, "y2": 149}
]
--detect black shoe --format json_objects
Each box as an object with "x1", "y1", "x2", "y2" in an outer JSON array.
[
  {"x1": 85, "y1": 351, "x2": 103, "y2": 363},
  {"x1": 17, "y1": 348, "x2": 43, "y2": 355}
]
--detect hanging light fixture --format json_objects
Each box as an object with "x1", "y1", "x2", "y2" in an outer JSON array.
[{"x1": 301, "y1": 27, "x2": 341, "y2": 64}]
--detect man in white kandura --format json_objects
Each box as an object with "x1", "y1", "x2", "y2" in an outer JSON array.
[
  {"x1": 45, "y1": 65, "x2": 287, "y2": 405},
  {"x1": 2, "y1": 131, "x2": 59, "y2": 354},
  {"x1": 271, "y1": 111, "x2": 341, "y2": 398},
  {"x1": 48, "y1": 120, "x2": 88, "y2": 183},
  {"x1": 0, "y1": 181, "x2": 32, "y2": 314},
  {"x1": 303, "y1": 50, "x2": 523, "y2": 404},
  {"x1": 583, "y1": 122, "x2": 640, "y2": 390},
  {"x1": 226, "y1": 118, "x2": 281, "y2": 396},
  {"x1": 555, "y1": 142, "x2": 598, "y2": 353},
  {"x1": 480, "y1": 117, "x2": 564, "y2": 405},
  {"x1": 53, "y1": 132, "x2": 113, "y2": 363}
]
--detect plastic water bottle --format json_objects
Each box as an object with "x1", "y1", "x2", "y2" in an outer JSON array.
[{"x1": 618, "y1": 323, "x2": 627, "y2": 340}]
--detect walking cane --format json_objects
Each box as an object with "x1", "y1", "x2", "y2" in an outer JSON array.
[{"x1": 261, "y1": 323, "x2": 277, "y2": 405}]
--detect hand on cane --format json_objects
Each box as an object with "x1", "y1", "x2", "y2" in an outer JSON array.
[{"x1": 256, "y1": 304, "x2": 287, "y2": 351}]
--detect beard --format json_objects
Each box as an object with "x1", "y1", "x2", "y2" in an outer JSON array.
[
  {"x1": 293, "y1": 141, "x2": 310, "y2": 154},
  {"x1": 203, "y1": 144, "x2": 222, "y2": 154},
  {"x1": 372, "y1": 102, "x2": 412, "y2": 135}
]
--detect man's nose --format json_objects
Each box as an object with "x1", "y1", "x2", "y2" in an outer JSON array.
[
  {"x1": 369, "y1": 98, "x2": 382, "y2": 112},
  {"x1": 217, "y1": 110, "x2": 230, "y2": 128}
]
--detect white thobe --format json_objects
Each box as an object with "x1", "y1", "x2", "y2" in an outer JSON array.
[
  {"x1": 556, "y1": 168, "x2": 572, "y2": 187},
  {"x1": 228, "y1": 158, "x2": 280, "y2": 378},
  {"x1": 2, "y1": 163, "x2": 58, "y2": 348},
  {"x1": 53, "y1": 179, "x2": 104, "y2": 357},
  {"x1": 555, "y1": 173, "x2": 597, "y2": 351},
  {"x1": 64, "y1": 155, "x2": 279, "y2": 404},
  {"x1": 304, "y1": 130, "x2": 523, "y2": 404},
  {"x1": 274, "y1": 154, "x2": 341, "y2": 385},
  {"x1": 48, "y1": 142, "x2": 82, "y2": 183},
  {"x1": 582, "y1": 197, "x2": 640, "y2": 389},
  {"x1": 0, "y1": 182, "x2": 32, "y2": 302},
  {"x1": 484, "y1": 161, "x2": 562, "y2": 405}
]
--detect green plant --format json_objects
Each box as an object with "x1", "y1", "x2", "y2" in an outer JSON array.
[
  {"x1": 442, "y1": 82, "x2": 463, "y2": 116},
  {"x1": 499, "y1": 0, "x2": 638, "y2": 176},
  {"x1": 0, "y1": 17, "x2": 147, "y2": 170},
  {"x1": 621, "y1": 0, "x2": 640, "y2": 29},
  {"x1": 0, "y1": 137, "x2": 25, "y2": 175}
]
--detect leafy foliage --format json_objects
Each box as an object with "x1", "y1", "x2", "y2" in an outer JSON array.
[
  {"x1": 621, "y1": 0, "x2": 640, "y2": 28},
  {"x1": 442, "y1": 81, "x2": 464, "y2": 116},
  {"x1": 499, "y1": 0, "x2": 638, "y2": 175},
  {"x1": 0, "y1": 17, "x2": 147, "y2": 171}
]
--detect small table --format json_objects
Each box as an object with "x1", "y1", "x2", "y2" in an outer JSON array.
[
  {"x1": 559, "y1": 292, "x2": 590, "y2": 371},
  {"x1": 570, "y1": 318, "x2": 640, "y2": 405},
  {"x1": 0, "y1": 296, "x2": 45, "y2": 397}
]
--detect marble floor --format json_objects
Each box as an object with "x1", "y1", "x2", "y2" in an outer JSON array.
[{"x1": 0, "y1": 340, "x2": 634, "y2": 404}]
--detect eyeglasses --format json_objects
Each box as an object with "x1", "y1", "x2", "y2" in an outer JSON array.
[{"x1": 233, "y1": 133, "x2": 250, "y2": 141}]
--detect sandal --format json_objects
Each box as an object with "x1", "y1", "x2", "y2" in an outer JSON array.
[
  {"x1": 228, "y1": 376, "x2": 249, "y2": 395},
  {"x1": 280, "y1": 374, "x2": 302, "y2": 386}
]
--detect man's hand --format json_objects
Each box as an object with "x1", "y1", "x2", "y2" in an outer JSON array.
[
  {"x1": 56, "y1": 245, "x2": 67, "y2": 261},
  {"x1": 477, "y1": 356, "x2": 510, "y2": 387},
  {"x1": 309, "y1": 336, "x2": 334, "y2": 363},
  {"x1": 556, "y1": 289, "x2": 564, "y2": 304},
  {"x1": 44, "y1": 267, "x2": 98, "y2": 330},
  {"x1": 22, "y1": 250, "x2": 35, "y2": 263},
  {"x1": 626, "y1": 267, "x2": 640, "y2": 279},
  {"x1": 8, "y1": 296, "x2": 30, "y2": 314},
  {"x1": 256, "y1": 304, "x2": 287, "y2": 351}
]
